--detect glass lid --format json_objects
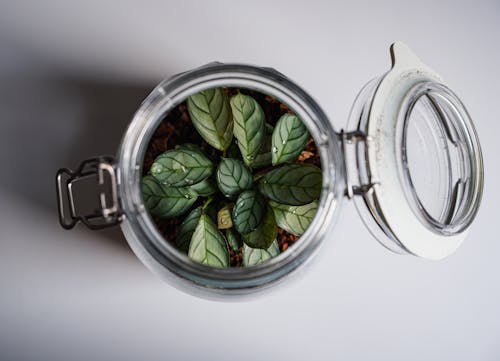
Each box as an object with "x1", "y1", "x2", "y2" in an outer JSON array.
[{"x1": 346, "y1": 42, "x2": 483, "y2": 260}]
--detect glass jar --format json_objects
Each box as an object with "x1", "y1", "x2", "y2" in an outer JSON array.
[{"x1": 56, "y1": 42, "x2": 483, "y2": 299}]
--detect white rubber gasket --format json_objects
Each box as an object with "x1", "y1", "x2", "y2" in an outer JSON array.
[{"x1": 367, "y1": 42, "x2": 467, "y2": 260}]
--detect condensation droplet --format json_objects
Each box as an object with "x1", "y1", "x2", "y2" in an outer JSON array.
[
  {"x1": 282, "y1": 140, "x2": 286, "y2": 145},
  {"x1": 272, "y1": 146, "x2": 278, "y2": 153},
  {"x1": 184, "y1": 194, "x2": 192, "y2": 199}
]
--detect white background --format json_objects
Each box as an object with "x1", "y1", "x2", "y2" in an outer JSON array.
[{"x1": 0, "y1": 1, "x2": 499, "y2": 360}]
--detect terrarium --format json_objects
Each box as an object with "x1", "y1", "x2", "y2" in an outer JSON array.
[{"x1": 56, "y1": 42, "x2": 483, "y2": 298}]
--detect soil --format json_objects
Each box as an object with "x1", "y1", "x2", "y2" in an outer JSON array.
[{"x1": 143, "y1": 88, "x2": 321, "y2": 267}]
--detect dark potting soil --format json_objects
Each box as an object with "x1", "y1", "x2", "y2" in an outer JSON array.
[{"x1": 143, "y1": 88, "x2": 322, "y2": 267}]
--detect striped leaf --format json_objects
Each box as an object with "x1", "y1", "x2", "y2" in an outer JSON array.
[
  {"x1": 258, "y1": 164, "x2": 322, "y2": 206},
  {"x1": 187, "y1": 88, "x2": 233, "y2": 150},
  {"x1": 190, "y1": 177, "x2": 217, "y2": 197},
  {"x1": 188, "y1": 214, "x2": 229, "y2": 268},
  {"x1": 242, "y1": 240, "x2": 280, "y2": 266},
  {"x1": 151, "y1": 149, "x2": 213, "y2": 187},
  {"x1": 216, "y1": 158, "x2": 253, "y2": 198},
  {"x1": 252, "y1": 123, "x2": 274, "y2": 169},
  {"x1": 141, "y1": 175, "x2": 198, "y2": 218},
  {"x1": 269, "y1": 200, "x2": 318, "y2": 236},
  {"x1": 232, "y1": 190, "x2": 266, "y2": 234},
  {"x1": 176, "y1": 206, "x2": 202, "y2": 253},
  {"x1": 230, "y1": 93, "x2": 265, "y2": 166},
  {"x1": 271, "y1": 114, "x2": 309, "y2": 165},
  {"x1": 241, "y1": 205, "x2": 277, "y2": 249}
]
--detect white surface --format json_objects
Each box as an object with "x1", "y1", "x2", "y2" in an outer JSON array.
[{"x1": 0, "y1": 1, "x2": 499, "y2": 360}]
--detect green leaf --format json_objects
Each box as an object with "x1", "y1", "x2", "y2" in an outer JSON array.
[
  {"x1": 233, "y1": 190, "x2": 266, "y2": 234},
  {"x1": 141, "y1": 175, "x2": 198, "y2": 218},
  {"x1": 176, "y1": 206, "x2": 202, "y2": 253},
  {"x1": 225, "y1": 228, "x2": 242, "y2": 251},
  {"x1": 217, "y1": 204, "x2": 233, "y2": 229},
  {"x1": 151, "y1": 149, "x2": 213, "y2": 187},
  {"x1": 242, "y1": 240, "x2": 280, "y2": 266},
  {"x1": 216, "y1": 158, "x2": 253, "y2": 198},
  {"x1": 269, "y1": 200, "x2": 318, "y2": 236},
  {"x1": 190, "y1": 178, "x2": 217, "y2": 197},
  {"x1": 258, "y1": 164, "x2": 322, "y2": 206},
  {"x1": 187, "y1": 88, "x2": 233, "y2": 151},
  {"x1": 272, "y1": 114, "x2": 309, "y2": 165},
  {"x1": 188, "y1": 214, "x2": 229, "y2": 267},
  {"x1": 241, "y1": 205, "x2": 277, "y2": 249},
  {"x1": 252, "y1": 123, "x2": 274, "y2": 169},
  {"x1": 230, "y1": 93, "x2": 265, "y2": 166}
]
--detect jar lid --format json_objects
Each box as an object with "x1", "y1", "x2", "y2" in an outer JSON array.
[{"x1": 346, "y1": 42, "x2": 484, "y2": 260}]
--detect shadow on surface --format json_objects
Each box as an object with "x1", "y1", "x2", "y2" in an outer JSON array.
[{"x1": 0, "y1": 70, "x2": 159, "y2": 249}]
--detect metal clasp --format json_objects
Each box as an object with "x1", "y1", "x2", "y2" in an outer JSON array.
[
  {"x1": 340, "y1": 130, "x2": 377, "y2": 199},
  {"x1": 56, "y1": 156, "x2": 122, "y2": 230}
]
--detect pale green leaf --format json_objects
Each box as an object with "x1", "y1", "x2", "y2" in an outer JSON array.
[
  {"x1": 233, "y1": 190, "x2": 266, "y2": 234},
  {"x1": 271, "y1": 114, "x2": 309, "y2": 165},
  {"x1": 241, "y1": 205, "x2": 277, "y2": 249},
  {"x1": 242, "y1": 240, "x2": 280, "y2": 266},
  {"x1": 176, "y1": 206, "x2": 202, "y2": 253},
  {"x1": 258, "y1": 164, "x2": 322, "y2": 205},
  {"x1": 151, "y1": 149, "x2": 213, "y2": 187},
  {"x1": 141, "y1": 175, "x2": 198, "y2": 218},
  {"x1": 188, "y1": 214, "x2": 229, "y2": 267},
  {"x1": 187, "y1": 88, "x2": 233, "y2": 150},
  {"x1": 190, "y1": 178, "x2": 217, "y2": 197},
  {"x1": 269, "y1": 200, "x2": 318, "y2": 236},
  {"x1": 230, "y1": 93, "x2": 265, "y2": 166},
  {"x1": 216, "y1": 158, "x2": 252, "y2": 198}
]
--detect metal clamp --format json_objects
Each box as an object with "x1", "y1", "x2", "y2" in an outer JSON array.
[
  {"x1": 56, "y1": 156, "x2": 122, "y2": 230},
  {"x1": 340, "y1": 129, "x2": 377, "y2": 199}
]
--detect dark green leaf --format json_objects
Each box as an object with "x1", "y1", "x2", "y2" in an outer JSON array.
[
  {"x1": 225, "y1": 228, "x2": 242, "y2": 251},
  {"x1": 242, "y1": 240, "x2": 280, "y2": 266},
  {"x1": 241, "y1": 205, "x2": 277, "y2": 249},
  {"x1": 233, "y1": 190, "x2": 266, "y2": 234},
  {"x1": 271, "y1": 114, "x2": 309, "y2": 165},
  {"x1": 190, "y1": 178, "x2": 217, "y2": 197},
  {"x1": 216, "y1": 158, "x2": 253, "y2": 198},
  {"x1": 252, "y1": 123, "x2": 274, "y2": 169},
  {"x1": 269, "y1": 200, "x2": 318, "y2": 236},
  {"x1": 188, "y1": 214, "x2": 229, "y2": 267},
  {"x1": 141, "y1": 175, "x2": 198, "y2": 218},
  {"x1": 258, "y1": 164, "x2": 322, "y2": 205},
  {"x1": 176, "y1": 206, "x2": 202, "y2": 253},
  {"x1": 187, "y1": 88, "x2": 233, "y2": 151},
  {"x1": 217, "y1": 204, "x2": 233, "y2": 229},
  {"x1": 230, "y1": 93, "x2": 265, "y2": 166},
  {"x1": 151, "y1": 149, "x2": 213, "y2": 187}
]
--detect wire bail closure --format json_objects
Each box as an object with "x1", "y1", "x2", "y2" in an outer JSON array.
[{"x1": 56, "y1": 156, "x2": 122, "y2": 230}]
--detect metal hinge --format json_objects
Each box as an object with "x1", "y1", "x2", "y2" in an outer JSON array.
[
  {"x1": 56, "y1": 156, "x2": 122, "y2": 230},
  {"x1": 340, "y1": 129, "x2": 378, "y2": 199}
]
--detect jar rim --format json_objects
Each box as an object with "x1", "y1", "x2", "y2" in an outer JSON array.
[
  {"x1": 397, "y1": 81, "x2": 484, "y2": 236},
  {"x1": 116, "y1": 63, "x2": 345, "y2": 297}
]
